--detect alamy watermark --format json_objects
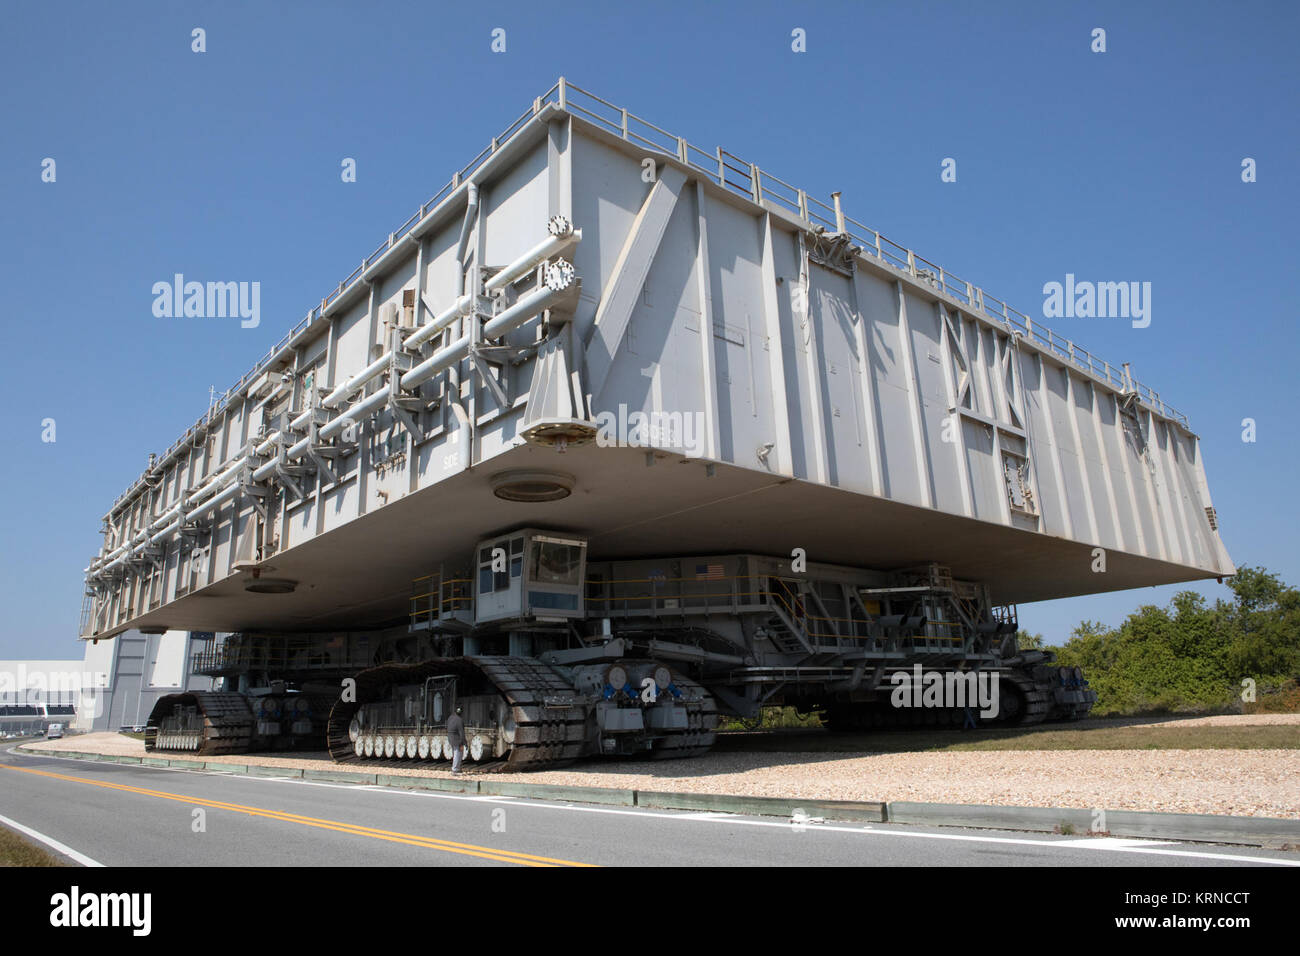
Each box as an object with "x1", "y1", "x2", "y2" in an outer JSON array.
[
  {"x1": 889, "y1": 664, "x2": 1000, "y2": 719},
  {"x1": 0, "y1": 664, "x2": 108, "y2": 718},
  {"x1": 50, "y1": 886, "x2": 151, "y2": 936},
  {"x1": 1042, "y1": 274, "x2": 1151, "y2": 328},
  {"x1": 594, "y1": 404, "x2": 707, "y2": 457},
  {"x1": 152, "y1": 274, "x2": 260, "y2": 328}
]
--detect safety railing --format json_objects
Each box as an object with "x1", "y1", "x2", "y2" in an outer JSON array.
[
  {"x1": 767, "y1": 578, "x2": 962, "y2": 648},
  {"x1": 409, "y1": 574, "x2": 474, "y2": 630},
  {"x1": 113, "y1": 77, "x2": 1187, "y2": 516},
  {"x1": 586, "y1": 572, "x2": 946, "y2": 650},
  {"x1": 189, "y1": 641, "x2": 369, "y2": 675}
]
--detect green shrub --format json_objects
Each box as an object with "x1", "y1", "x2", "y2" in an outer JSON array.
[{"x1": 1051, "y1": 566, "x2": 1300, "y2": 716}]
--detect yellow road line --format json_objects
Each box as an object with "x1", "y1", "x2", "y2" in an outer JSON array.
[{"x1": 0, "y1": 763, "x2": 594, "y2": 867}]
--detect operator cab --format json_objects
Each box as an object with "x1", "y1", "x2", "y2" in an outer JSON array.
[{"x1": 473, "y1": 529, "x2": 587, "y2": 624}]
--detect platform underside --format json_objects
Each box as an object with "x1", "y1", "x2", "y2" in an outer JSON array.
[{"x1": 101, "y1": 442, "x2": 1220, "y2": 638}]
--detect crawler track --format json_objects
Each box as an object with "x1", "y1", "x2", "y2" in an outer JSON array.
[
  {"x1": 327, "y1": 656, "x2": 591, "y2": 771},
  {"x1": 823, "y1": 661, "x2": 1095, "y2": 731},
  {"x1": 145, "y1": 692, "x2": 255, "y2": 755},
  {"x1": 649, "y1": 672, "x2": 719, "y2": 759}
]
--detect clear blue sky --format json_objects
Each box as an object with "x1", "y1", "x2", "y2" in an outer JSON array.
[{"x1": 1, "y1": 0, "x2": 1296, "y2": 658}]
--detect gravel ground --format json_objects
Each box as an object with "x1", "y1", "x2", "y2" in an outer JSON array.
[
  {"x1": 27, "y1": 720, "x2": 1300, "y2": 819},
  {"x1": 1107, "y1": 713, "x2": 1300, "y2": 729}
]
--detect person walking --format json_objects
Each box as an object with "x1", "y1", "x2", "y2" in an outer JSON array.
[{"x1": 446, "y1": 705, "x2": 467, "y2": 774}]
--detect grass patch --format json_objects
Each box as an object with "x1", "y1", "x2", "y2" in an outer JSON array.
[
  {"x1": 714, "y1": 722, "x2": 1299, "y2": 754},
  {"x1": 717, "y1": 706, "x2": 822, "y2": 731},
  {"x1": 0, "y1": 825, "x2": 68, "y2": 867}
]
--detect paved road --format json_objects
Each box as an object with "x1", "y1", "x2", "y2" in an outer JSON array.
[{"x1": 2, "y1": 744, "x2": 1296, "y2": 867}]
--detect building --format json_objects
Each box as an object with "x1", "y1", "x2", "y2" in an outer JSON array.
[
  {"x1": 74, "y1": 631, "x2": 219, "y2": 732},
  {"x1": 0, "y1": 659, "x2": 99, "y2": 735}
]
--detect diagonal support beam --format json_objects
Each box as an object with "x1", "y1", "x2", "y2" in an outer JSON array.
[
  {"x1": 471, "y1": 351, "x2": 509, "y2": 409},
  {"x1": 583, "y1": 164, "x2": 688, "y2": 402}
]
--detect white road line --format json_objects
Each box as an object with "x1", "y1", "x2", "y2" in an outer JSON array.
[
  {"x1": 12, "y1": 747, "x2": 1298, "y2": 866},
  {"x1": 242, "y1": 778, "x2": 1300, "y2": 865},
  {"x1": 0, "y1": 811, "x2": 104, "y2": 867},
  {"x1": 1057, "y1": 837, "x2": 1177, "y2": 848}
]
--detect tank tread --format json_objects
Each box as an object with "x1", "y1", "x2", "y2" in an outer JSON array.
[
  {"x1": 327, "y1": 657, "x2": 592, "y2": 771},
  {"x1": 648, "y1": 673, "x2": 718, "y2": 759},
  {"x1": 146, "y1": 692, "x2": 255, "y2": 755},
  {"x1": 475, "y1": 657, "x2": 590, "y2": 770},
  {"x1": 1002, "y1": 669, "x2": 1052, "y2": 725}
]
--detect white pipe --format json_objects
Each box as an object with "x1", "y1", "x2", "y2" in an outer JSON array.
[
  {"x1": 98, "y1": 478, "x2": 244, "y2": 576},
  {"x1": 399, "y1": 187, "x2": 480, "y2": 354},
  {"x1": 189, "y1": 456, "x2": 248, "y2": 504},
  {"x1": 403, "y1": 295, "x2": 473, "y2": 351},
  {"x1": 320, "y1": 387, "x2": 390, "y2": 441},
  {"x1": 400, "y1": 333, "x2": 470, "y2": 391},
  {"x1": 149, "y1": 517, "x2": 181, "y2": 546},
  {"x1": 481, "y1": 280, "x2": 570, "y2": 339},
  {"x1": 456, "y1": 184, "x2": 479, "y2": 273},
  {"x1": 251, "y1": 458, "x2": 279, "y2": 483},
  {"x1": 96, "y1": 536, "x2": 140, "y2": 568},
  {"x1": 254, "y1": 431, "x2": 281, "y2": 455},
  {"x1": 186, "y1": 481, "x2": 242, "y2": 521},
  {"x1": 91, "y1": 446, "x2": 251, "y2": 571},
  {"x1": 91, "y1": 240, "x2": 577, "y2": 576},
  {"x1": 483, "y1": 228, "x2": 580, "y2": 294},
  {"x1": 322, "y1": 352, "x2": 392, "y2": 409}
]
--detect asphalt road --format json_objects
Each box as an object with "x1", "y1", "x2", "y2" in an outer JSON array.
[{"x1": 2, "y1": 744, "x2": 1296, "y2": 867}]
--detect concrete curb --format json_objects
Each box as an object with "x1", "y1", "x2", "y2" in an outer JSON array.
[
  {"x1": 886, "y1": 801, "x2": 1300, "y2": 849},
  {"x1": 304, "y1": 768, "x2": 377, "y2": 785},
  {"x1": 245, "y1": 764, "x2": 304, "y2": 779},
  {"x1": 1100, "y1": 808, "x2": 1299, "y2": 848},
  {"x1": 14, "y1": 745, "x2": 1297, "y2": 848},
  {"x1": 636, "y1": 789, "x2": 885, "y2": 822},
  {"x1": 485, "y1": 780, "x2": 636, "y2": 806},
  {"x1": 375, "y1": 773, "x2": 477, "y2": 794}
]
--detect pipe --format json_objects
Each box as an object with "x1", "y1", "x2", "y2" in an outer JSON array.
[
  {"x1": 481, "y1": 266, "x2": 574, "y2": 338},
  {"x1": 451, "y1": 401, "x2": 471, "y2": 473},
  {"x1": 93, "y1": 236, "x2": 577, "y2": 577},
  {"x1": 149, "y1": 517, "x2": 182, "y2": 546},
  {"x1": 95, "y1": 186, "x2": 496, "y2": 527},
  {"x1": 188, "y1": 456, "x2": 249, "y2": 504},
  {"x1": 250, "y1": 458, "x2": 279, "y2": 483},
  {"x1": 320, "y1": 387, "x2": 390, "y2": 441},
  {"x1": 97, "y1": 477, "x2": 246, "y2": 577},
  {"x1": 322, "y1": 352, "x2": 392, "y2": 409},
  {"x1": 483, "y1": 225, "x2": 580, "y2": 295},
  {"x1": 185, "y1": 481, "x2": 242, "y2": 522},
  {"x1": 403, "y1": 295, "x2": 473, "y2": 351},
  {"x1": 398, "y1": 187, "x2": 482, "y2": 353},
  {"x1": 399, "y1": 333, "x2": 470, "y2": 391},
  {"x1": 456, "y1": 184, "x2": 479, "y2": 277},
  {"x1": 91, "y1": 442, "x2": 257, "y2": 571}
]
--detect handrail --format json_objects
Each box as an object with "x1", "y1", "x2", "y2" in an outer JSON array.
[
  {"x1": 110, "y1": 77, "x2": 1189, "y2": 518},
  {"x1": 586, "y1": 572, "x2": 949, "y2": 647}
]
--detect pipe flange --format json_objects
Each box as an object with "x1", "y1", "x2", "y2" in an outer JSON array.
[
  {"x1": 547, "y1": 215, "x2": 572, "y2": 238},
  {"x1": 545, "y1": 259, "x2": 576, "y2": 292}
]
